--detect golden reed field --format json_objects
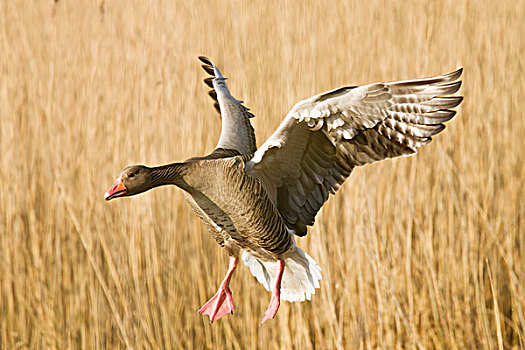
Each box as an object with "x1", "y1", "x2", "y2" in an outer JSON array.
[{"x1": 1, "y1": 0, "x2": 524, "y2": 349}]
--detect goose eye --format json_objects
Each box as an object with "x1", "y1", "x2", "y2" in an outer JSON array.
[{"x1": 127, "y1": 172, "x2": 135, "y2": 178}]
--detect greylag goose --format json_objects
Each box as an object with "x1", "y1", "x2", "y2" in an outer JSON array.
[{"x1": 105, "y1": 57, "x2": 463, "y2": 325}]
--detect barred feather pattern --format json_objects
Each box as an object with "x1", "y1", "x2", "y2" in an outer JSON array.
[
  {"x1": 198, "y1": 56, "x2": 257, "y2": 155},
  {"x1": 247, "y1": 68, "x2": 463, "y2": 236},
  {"x1": 182, "y1": 156, "x2": 292, "y2": 258}
]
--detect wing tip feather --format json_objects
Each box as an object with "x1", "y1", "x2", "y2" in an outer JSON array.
[
  {"x1": 204, "y1": 77, "x2": 214, "y2": 87},
  {"x1": 438, "y1": 80, "x2": 462, "y2": 95},
  {"x1": 198, "y1": 56, "x2": 212, "y2": 65},
  {"x1": 438, "y1": 67, "x2": 463, "y2": 83},
  {"x1": 391, "y1": 67, "x2": 463, "y2": 87},
  {"x1": 442, "y1": 96, "x2": 463, "y2": 108},
  {"x1": 202, "y1": 64, "x2": 215, "y2": 75}
]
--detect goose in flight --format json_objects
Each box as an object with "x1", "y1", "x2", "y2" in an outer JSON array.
[{"x1": 105, "y1": 57, "x2": 463, "y2": 325}]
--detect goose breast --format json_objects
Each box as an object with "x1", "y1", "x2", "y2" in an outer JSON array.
[{"x1": 183, "y1": 157, "x2": 292, "y2": 259}]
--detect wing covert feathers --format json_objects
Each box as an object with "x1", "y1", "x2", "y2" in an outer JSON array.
[{"x1": 248, "y1": 68, "x2": 463, "y2": 236}]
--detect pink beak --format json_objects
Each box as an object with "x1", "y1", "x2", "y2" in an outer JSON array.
[{"x1": 104, "y1": 178, "x2": 127, "y2": 200}]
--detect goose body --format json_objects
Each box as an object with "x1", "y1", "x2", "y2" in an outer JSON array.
[
  {"x1": 105, "y1": 57, "x2": 463, "y2": 325},
  {"x1": 182, "y1": 156, "x2": 292, "y2": 260}
]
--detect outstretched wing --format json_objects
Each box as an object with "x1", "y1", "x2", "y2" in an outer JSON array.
[
  {"x1": 199, "y1": 56, "x2": 257, "y2": 155},
  {"x1": 246, "y1": 68, "x2": 463, "y2": 236}
]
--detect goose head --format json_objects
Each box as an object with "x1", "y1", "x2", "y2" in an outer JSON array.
[{"x1": 105, "y1": 165, "x2": 150, "y2": 200}]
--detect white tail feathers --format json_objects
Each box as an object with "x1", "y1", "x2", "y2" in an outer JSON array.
[{"x1": 241, "y1": 246, "x2": 322, "y2": 302}]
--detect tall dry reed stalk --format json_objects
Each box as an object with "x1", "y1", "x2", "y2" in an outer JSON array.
[{"x1": 0, "y1": 0, "x2": 523, "y2": 348}]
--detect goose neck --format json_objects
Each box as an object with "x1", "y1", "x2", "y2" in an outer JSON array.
[{"x1": 149, "y1": 163, "x2": 186, "y2": 188}]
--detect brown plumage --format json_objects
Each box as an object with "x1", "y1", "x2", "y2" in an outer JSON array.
[
  {"x1": 183, "y1": 156, "x2": 292, "y2": 258},
  {"x1": 105, "y1": 56, "x2": 463, "y2": 325}
]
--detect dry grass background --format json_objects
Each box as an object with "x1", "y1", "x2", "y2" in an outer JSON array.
[{"x1": 0, "y1": 0, "x2": 524, "y2": 348}]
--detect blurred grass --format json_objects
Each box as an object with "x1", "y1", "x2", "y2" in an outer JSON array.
[{"x1": 0, "y1": 0, "x2": 524, "y2": 348}]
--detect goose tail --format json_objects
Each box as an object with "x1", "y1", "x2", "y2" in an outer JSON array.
[{"x1": 241, "y1": 245, "x2": 322, "y2": 302}]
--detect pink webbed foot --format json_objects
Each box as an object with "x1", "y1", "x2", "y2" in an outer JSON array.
[
  {"x1": 198, "y1": 286, "x2": 235, "y2": 323},
  {"x1": 198, "y1": 256, "x2": 238, "y2": 323},
  {"x1": 260, "y1": 293, "x2": 280, "y2": 325},
  {"x1": 260, "y1": 259, "x2": 285, "y2": 326}
]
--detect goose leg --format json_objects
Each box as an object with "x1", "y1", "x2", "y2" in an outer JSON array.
[
  {"x1": 198, "y1": 256, "x2": 238, "y2": 323},
  {"x1": 260, "y1": 259, "x2": 285, "y2": 326}
]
